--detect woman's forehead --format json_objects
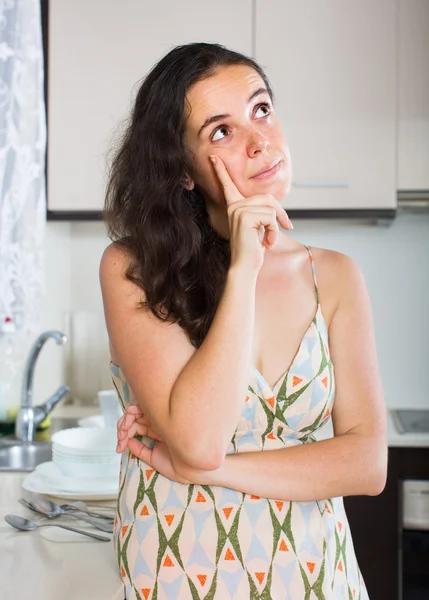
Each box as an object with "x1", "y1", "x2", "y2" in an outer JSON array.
[{"x1": 185, "y1": 65, "x2": 266, "y2": 134}]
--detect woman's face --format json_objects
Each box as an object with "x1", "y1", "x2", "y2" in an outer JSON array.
[{"x1": 184, "y1": 64, "x2": 292, "y2": 207}]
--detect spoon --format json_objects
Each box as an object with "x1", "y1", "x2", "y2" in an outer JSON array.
[
  {"x1": 31, "y1": 495, "x2": 114, "y2": 526},
  {"x1": 61, "y1": 501, "x2": 115, "y2": 521},
  {"x1": 19, "y1": 498, "x2": 113, "y2": 533},
  {"x1": 65, "y1": 501, "x2": 116, "y2": 513},
  {"x1": 5, "y1": 514, "x2": 110, "y2": 542}
]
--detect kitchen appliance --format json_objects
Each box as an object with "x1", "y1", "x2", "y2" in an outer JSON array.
[
  {"x1": 392, "y1": 410, "x2": 429, "y2": 434},
  {"x1": 401, "y1": 480, "x2": 429, "y2": 599}
]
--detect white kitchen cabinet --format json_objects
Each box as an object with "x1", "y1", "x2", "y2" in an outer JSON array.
[
  {"x1": 47, "y1": 0, "x2": 252, "y2": 213},
  {"x1": 255, "y1": 0, "x2": 397, "y2": 212},
  {"x1": 398, "y1": 0, "x2": 429, "y2": 191}
]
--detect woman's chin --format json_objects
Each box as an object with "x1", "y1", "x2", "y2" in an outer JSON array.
[{"x1": 252, "y1": 179, "x2": 291, "y2": 202}]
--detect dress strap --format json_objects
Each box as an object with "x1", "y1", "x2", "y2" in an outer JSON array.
[{"x1": 304, "y1": 245, "x2": 320, "y2": 306}]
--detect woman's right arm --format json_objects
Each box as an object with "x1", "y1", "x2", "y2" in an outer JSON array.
[
  {"x1": 101, "y1": 156, "x2": 291, "y2": 471},
  {"x1": 100, "y1": 244, "x2": 257, "y2": 472}
]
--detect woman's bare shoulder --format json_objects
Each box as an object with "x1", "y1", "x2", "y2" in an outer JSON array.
[
  {"x1": 100, "y1": 241, "x2": 131, "y2": 277},
  {"x1": 309, "y1": 245, "x2": 366, "y2": 321},
  {"x1": 99, "y1": 241, "x2": 145, "y2": 303},
  {"x1": 310, "y1": 245, "x2": 361, "y2": 275}
]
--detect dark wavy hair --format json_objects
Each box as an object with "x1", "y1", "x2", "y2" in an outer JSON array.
[{"x1": 104, "y1": 42, "x2": 273, "y2": 348}]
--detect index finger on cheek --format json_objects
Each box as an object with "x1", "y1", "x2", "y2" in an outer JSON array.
[{"x1": 209, "y1": 155, "x2": 243, "y2": 206}]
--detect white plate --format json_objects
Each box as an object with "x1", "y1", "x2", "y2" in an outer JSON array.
[
  {"x1": 36, "y1": 461, "x2": 119, "y2": 491},
  {"x1": 77, "y1": 415, "x2": 105, "y2": 428},
  {"x1": 22, "y1": 470, "x2": 119, "y2": 501}
]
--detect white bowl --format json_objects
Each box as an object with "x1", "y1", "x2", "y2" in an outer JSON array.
[
  {"x1": 51, "y1": 427, "x2": 117, "y2": 455},
  {"x1": 52, "y1": 450, "x2": 118, "y2": 464},
  {"x1": 52, "y1": 446, "x2": 114, "y2": 457},
  {"x1": 53, "y1": 454, "x2": 121, "y2": 478}
]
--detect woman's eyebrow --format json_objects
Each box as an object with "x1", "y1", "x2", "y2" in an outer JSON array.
[{"x1": 197, "y1": 87, "x2": 269, "y2": 137}]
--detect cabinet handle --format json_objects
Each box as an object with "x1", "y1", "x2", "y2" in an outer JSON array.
[{"x1": 292, "y1": 180, "x2": 349, "y2": 189}]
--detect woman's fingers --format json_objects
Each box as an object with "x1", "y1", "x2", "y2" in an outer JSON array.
[
  {"x1": 121, "y1": 411, "x2": 140, "y2": 431},
  {"x1": 128, "y1": 437, "x2": 152, "y2": 463},
  {"x1": 210, "y1": 155, "x2": 292, "y2": 231},
  {"x1": 116, "y1": 404, "x2": 163, "y2": 449},
  {"x1": 234, "y1": 192, "x2": 291, "y2": 232},
  {"x1": 232, "y1": 206, "x2": 279, "y2": 248},
  {"x1": 118, "y1": 428, "x2": 127, "y2": 441},
  {"x1": 116, "y1": 422, "x2": 146, "y2": 452},
  {"x1": 210, "y1": 155, "x2": 244, "y2": 206}
]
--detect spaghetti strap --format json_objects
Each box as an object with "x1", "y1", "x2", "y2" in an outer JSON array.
[{"x1": 305, "y1": 244, "x2": 320, "y2": 306}]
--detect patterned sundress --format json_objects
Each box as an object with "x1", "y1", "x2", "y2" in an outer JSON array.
[{"x1": 110, "y1": 245, "x2": 369, "y2": 600}]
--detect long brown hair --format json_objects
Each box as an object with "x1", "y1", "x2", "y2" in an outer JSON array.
[{"x1": 104, "y1": 43, "x2": 273, "y2": 348}]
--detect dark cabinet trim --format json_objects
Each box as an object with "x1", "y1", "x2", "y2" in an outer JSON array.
[{"x1": 47, "y1": 208, "x2": 397, "y2": 222}]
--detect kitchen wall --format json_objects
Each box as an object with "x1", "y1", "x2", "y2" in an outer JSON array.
[{"x1": 33, "y1": 213, "x2": 429, "y2": 411}]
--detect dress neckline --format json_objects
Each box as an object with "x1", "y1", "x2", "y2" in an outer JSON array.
[
  {"x1": 251, "y1": 303, "x2": 321, "y2": 391},
  {"x1": 110, "y1": 305, "x2": 325, "y2": 393}
]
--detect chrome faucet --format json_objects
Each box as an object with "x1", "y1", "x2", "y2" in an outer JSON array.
[{"x1": 15, "y1": 330, "x2": 70, "y2": 443}]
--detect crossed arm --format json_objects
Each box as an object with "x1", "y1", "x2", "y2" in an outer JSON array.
[{"x1": 116, "y1": 258, "x2": 388, "y2": 502}]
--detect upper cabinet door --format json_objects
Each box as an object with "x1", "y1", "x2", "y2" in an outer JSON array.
[
  {"x1": 398, "y1": 0, "x2": 429, "y2": 191},
  {"x1": 47, "y1": 0, "x2": 252, "y2": 213},
  {"x1": 255, "y1": 1, "x2": 396, "y2": 212}
]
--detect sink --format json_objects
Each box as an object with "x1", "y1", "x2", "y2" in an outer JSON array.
[
  {"x1": 0, "y1": 440, "x2": 52, "y2": 471},
  {"x1": 0, "y1": 416, "x2": 80, "y2": 471}
]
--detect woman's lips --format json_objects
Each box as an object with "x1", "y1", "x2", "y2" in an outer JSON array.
[{"x1": 251, "y1": 160, "x2": 282, "y2": 180}]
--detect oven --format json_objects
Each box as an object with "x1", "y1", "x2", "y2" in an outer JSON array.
[{"x1": 401, "y1": 480, "x2": 429, "y2": 599}]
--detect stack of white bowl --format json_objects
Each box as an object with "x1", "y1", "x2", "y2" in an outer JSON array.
[{"x1": 52, "y1": 427, "x2": 121, "y2": 478}]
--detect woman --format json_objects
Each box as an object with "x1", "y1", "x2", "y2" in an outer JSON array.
[{"x1": 100, "y1": 42, "x2": 387, "y2": 599}]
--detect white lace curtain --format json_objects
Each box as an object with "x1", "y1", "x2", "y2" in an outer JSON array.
[{"x1": 0, "y1": 0, "x2": 46, "y2": 334}]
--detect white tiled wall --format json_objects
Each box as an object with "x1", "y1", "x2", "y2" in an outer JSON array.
[{"x1": 33, "y1": 213, "x2": 429, "y2": 411}]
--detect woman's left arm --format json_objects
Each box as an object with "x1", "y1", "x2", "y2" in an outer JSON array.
[{"x1": 198, "y1": 254, "x2": 388, "y2": 501}]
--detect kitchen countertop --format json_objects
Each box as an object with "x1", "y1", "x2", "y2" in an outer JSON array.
[
  {"x1": 386, "y1": 408, "x2": 429, "y2": 448},
  {"x1": 0, "y1": 405, "x2": 124, "y2": 600},
  {"x1": 0, "y1": 474, "x2": 124, "y2": 600},
  {"x1": 316, "y1": 407, "x2": 429, "y2": 447}
]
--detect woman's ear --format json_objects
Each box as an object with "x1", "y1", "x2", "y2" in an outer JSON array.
[{"x1": 183, "y1": 174, "x2": 195, "y2": 191}]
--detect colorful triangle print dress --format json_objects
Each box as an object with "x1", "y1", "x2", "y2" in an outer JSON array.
[{"x1": 110, "y1": 245, "x2": 369, "y2": 599}]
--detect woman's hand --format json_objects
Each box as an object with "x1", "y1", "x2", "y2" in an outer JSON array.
[
  {"x1": 116, "y1": 404, "x2": 163, "y2": 453},
  {"x1": 210, "y1": 154, "x2": 293, "y2": 274},
  {"x1": 116, "y1": 405, "x2": 194, "y2": 484}
]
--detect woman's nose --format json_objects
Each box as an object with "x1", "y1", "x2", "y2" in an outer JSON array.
[{"x1": 247, "y1": 131, "x2": 270, "y2": 157}]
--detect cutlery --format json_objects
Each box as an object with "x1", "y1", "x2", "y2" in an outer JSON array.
[
  {"x1": 31, "y1": 494, "x2": 114, "y2": 522},
  {"x1": 59, "y1": 500, "x2": 115, "y2": 521},
  {"x1": 5, "y1": 514, "x2": 110, "y2": 542},
  {"x1": 18, "y1": 498, "x2": 113, "y2": 533},
  {"x1": 19, "y1": 497, "x2": 41, "y2": 512},
  {"x1": 64, "y1": 501, "x2": 116, "y2": 513}
]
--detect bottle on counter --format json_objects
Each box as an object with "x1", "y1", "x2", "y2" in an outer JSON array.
[{"x1": 0, "y1": 316, "x2": 25, "y2": 434}]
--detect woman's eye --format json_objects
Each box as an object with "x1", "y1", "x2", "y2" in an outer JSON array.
[
  {"x1": 211, "y1": 126, "x2": 229, "y2": 142},
  {"x1": 255, "y1": 103, "x2": 271, "y2": 118}
]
